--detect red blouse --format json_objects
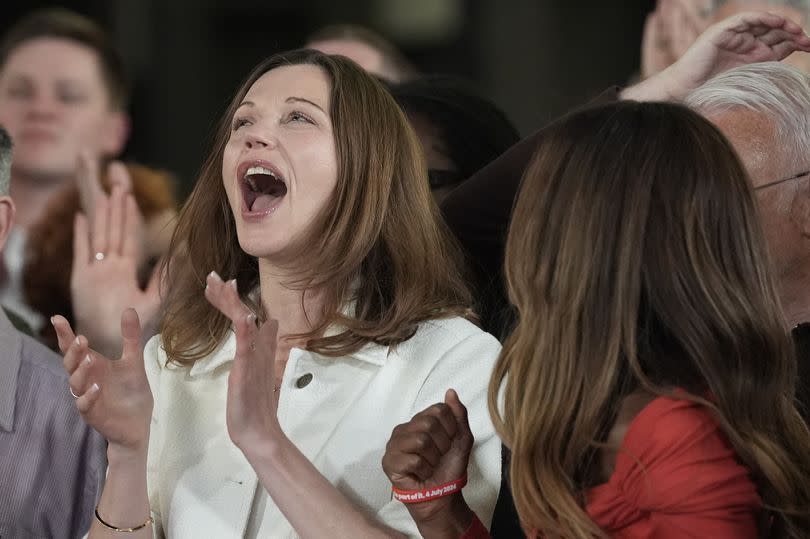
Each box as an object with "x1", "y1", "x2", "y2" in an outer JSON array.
[{"x1": 462, "y1": 397, "x2": 761, "y2": 538}]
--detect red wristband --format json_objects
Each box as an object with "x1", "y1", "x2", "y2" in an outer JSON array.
[{"x1": 392, "y1": 475, "x2": 468, "y2": 503}]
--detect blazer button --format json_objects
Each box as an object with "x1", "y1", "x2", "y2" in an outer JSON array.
[{"x1": 295, "y1": 373, "x2": 313, "y2": 388}]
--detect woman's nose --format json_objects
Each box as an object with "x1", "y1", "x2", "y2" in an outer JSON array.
[{"x1": 245, "y1": 131, "x2": 277, "y2": 150}]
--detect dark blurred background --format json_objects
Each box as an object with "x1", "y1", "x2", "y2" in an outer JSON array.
[{"x1": 2, "y1": 0, "x2": 655, "y2": 195}]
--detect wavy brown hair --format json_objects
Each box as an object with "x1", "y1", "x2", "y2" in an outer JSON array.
[
  {"x1": 160, "y1": 49, "x2": 471, "y2": 364},
  {"x1": 488, "y1": 101, "x2": 810, "y2": 538}
]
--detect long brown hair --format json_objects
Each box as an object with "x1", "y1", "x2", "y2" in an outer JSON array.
[
  {"x1": 160, "y1": 49, "x2": 471, "y2": 364},
  {"x1": 489, "y1": 101, "x2": 810, "y2": 538}
]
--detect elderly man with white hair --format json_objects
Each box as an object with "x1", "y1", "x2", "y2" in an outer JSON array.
[{"x1": 685, "y1": 62, "x2": 810, "y2": 419}]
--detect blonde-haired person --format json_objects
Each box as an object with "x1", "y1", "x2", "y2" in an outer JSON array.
[
  {"x1": 51, "y1": 49, "x2": 502, "y2": 537},
  {"x1": 384, "y1": 100, "x2": 810, "y2": 538}
]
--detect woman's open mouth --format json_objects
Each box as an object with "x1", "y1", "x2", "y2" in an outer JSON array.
[{"x1": 240, "y1": 164, "x2": 288, "y2": 215}]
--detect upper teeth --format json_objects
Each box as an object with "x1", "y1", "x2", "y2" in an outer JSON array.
[{"x1": 245, "y1": 166, "x2": 278, "y2": 179}]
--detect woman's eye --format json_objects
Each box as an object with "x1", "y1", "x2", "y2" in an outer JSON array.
[
  {"x1": 59, "y1": 92, "x2": 86, "y2": 104},
  {"x1": 232, "y1": 117, "x2": 251, "y2": 131},
  {"x1": 286, "y1": 111, "x2": 314, "y2": 124},
  {"x1": 6, "y1": 85, "x2": 32, "y2": 99}
]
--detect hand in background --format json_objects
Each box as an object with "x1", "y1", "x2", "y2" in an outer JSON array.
[
  {"x1": 627, "y1": 10, "x2": 810, "y2": 100},
  {"x1": 52, "y1": 309, "x2": 154, "y2": 456},
  {"x1": 71, "y1": 177, "x2": 162, "y2": 359},
  {"x1": 641, "y1": 0, "x2": 710, "y2": 79},
  {"x1": 382, "y1": 389, "x2": 476, "y2": 538}
]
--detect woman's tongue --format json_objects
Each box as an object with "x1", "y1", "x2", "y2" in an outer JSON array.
[{"x1": 251, "y1": 192, "x2": 280, "y2": 212}]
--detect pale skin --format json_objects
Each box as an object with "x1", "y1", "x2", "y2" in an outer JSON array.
[
  {"x1": 51, "y1": 12, "x2": 810, "y2": 537},
  {"x1": 708, "y1": 110, "x2": 810, "y2": 327}
]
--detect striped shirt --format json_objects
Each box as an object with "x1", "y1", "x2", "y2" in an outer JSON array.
[{"x1": 0, "y1": 309, "x2": 106, "y2": 538}]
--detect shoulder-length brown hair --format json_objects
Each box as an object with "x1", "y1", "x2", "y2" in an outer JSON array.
[
  {"x1": 160, "y1": 49, "x2": 471, "y2": 364},
  {"x1": 489, "y1": 101, "x2": 810, "y2": 538}
]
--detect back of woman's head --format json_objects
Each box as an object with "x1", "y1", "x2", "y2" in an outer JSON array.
[
  {"x1": 488, "y1": 101, "x2": 810, "y2": 537},
  {"x1": 161, "y1": 49, "x2": 471, "y2": 365}
]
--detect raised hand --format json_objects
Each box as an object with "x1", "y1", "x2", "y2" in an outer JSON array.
[
  {"x1": 203, "y1": 271, "x2": 282, "y2": 453},
  {"x1": 627, "y1": 10, "x2": 810, "y2": 101},
  {"x1": 53, "y1": 309, "x2": 154, "y2": 455},
  {"x1": 641, "y1": 0, "x2": 711, "y2": 79},
  {"x1": 71, "y1": 177, "x2": 162, "y2": 359},
  {"x1": 382, "y1": 389, "x2": 475, "y2": 529}
]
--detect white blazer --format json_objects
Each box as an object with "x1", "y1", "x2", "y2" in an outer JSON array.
[{"x1": 143, "y1": 316, "x2": 502, "y2": 538}]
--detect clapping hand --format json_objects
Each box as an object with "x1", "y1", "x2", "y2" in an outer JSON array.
[
  {"x1": 52, "y1": 309, "x2": 154, "y2": 456},
  {"x1": 204, "y1": 272, "x2": 283, "y2": 454}
]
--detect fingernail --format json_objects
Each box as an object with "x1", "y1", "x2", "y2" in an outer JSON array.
[
  {"x1": 90, "y1": 383, "x2": 100, "y2": 393},
  {"x1": 230, "y1": 279, "x2": 238, "y2": 291},
  {"x1": 208, "y1": 270, "x2": 221, "y2": 282},
  {"x1": 85, "y1": 355, "x2": 92, "y2": 365},
  {"x1": 75, "y1": 336, "x2": 81, "y2": 346},
  {"x1": 247, "y1": 313, "x2": 257, "y2": 325},
  {"x1": 50, "y1": 316, "x2": 56, "y2": 326}
]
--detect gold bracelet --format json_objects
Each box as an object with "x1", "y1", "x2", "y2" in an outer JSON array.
[{"x1": 94, "y1": 506, "x2": 153, "y2": 533}]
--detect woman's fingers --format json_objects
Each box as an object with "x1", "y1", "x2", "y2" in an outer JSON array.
[
  {"x1": 106, "y1": 184, "x2": 128, "y2": 257},
  {"x1": 445, "y1": 389, "x2": 474, "y2": 447},
  {"x1": 62, "y1": 333, "x2": 87, "y2": 374},
  {"x1": 72, "y1": 213, "x2": 91, "y2": 273},
  {"x1": 204, "y1": 271, "x2": 251, "y2": 322},
  {"x1": 68, "y1": 352, "x2": 94, "y2": 397},
  {"x1": 120, "y1": 308, "x2": 143, "y2": 362},
  {"x1": 91, "y1": 188, "x2": 110, "y2": 258},
  {"x1": 107, "y1": 161, "x2": 133, "y2": 192},
  {"x1": 385, "y1": 450, "x2": 436, "y2": 482},
  {"x1": 75, "y1": 383, "x2": 101, "y2": 414},
  {"x1": 121, "y1": 194, "x2": 141, "y2": 260},
  {"x1": 52, "y1": 315, "x2": 78, "y2": 354},
  {"x1": 233, "y1": 311, "x2": 259, "y2": 359}
]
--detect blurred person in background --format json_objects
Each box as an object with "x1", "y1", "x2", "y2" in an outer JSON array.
[
  {"x1": 0, "y1": 8, "x2": 176, "y2": 355},
  {"x1": 0, "y1": 125, "x2": 106, "y2": 539},
  {"x1": 390, "y1": 74, "x2": 520, "y2": 340},
  {"x1": 685, "y1": 61, "x2": 810, "y2": 421},
  {"x1": 307, "y1": 23, "x2": 417, "y2": 82},
  {"x1": 641, "y1": 0, "x2": 810, "y2": 79}
]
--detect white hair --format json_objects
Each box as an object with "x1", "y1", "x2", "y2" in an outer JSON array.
[
  {"x1": 711, "y1": 0, "x2": 810, "y2": 20},
  {"x1": 0, "y1": 127, "x2": 11, "y2": 196},
  {"x1": 684, "y1": 62, "x2": 810, "y2": 166}
]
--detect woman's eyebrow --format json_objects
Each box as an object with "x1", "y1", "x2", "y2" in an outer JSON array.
[{"x1": 285, "y1": 96, "x2": 326, "y2": 114}]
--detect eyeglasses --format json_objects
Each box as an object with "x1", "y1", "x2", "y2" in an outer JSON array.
[{"x1": 754, "y1": 170, "x2": 810, "y2": 191}]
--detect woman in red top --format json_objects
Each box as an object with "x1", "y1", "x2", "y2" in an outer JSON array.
[{"x1": 382, "y1": 100, "x2": 810, "y2": 538}]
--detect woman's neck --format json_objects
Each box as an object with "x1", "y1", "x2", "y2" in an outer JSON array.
[{"x1": 258, "y1": 260, "x2": 327, "y2": 341}]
